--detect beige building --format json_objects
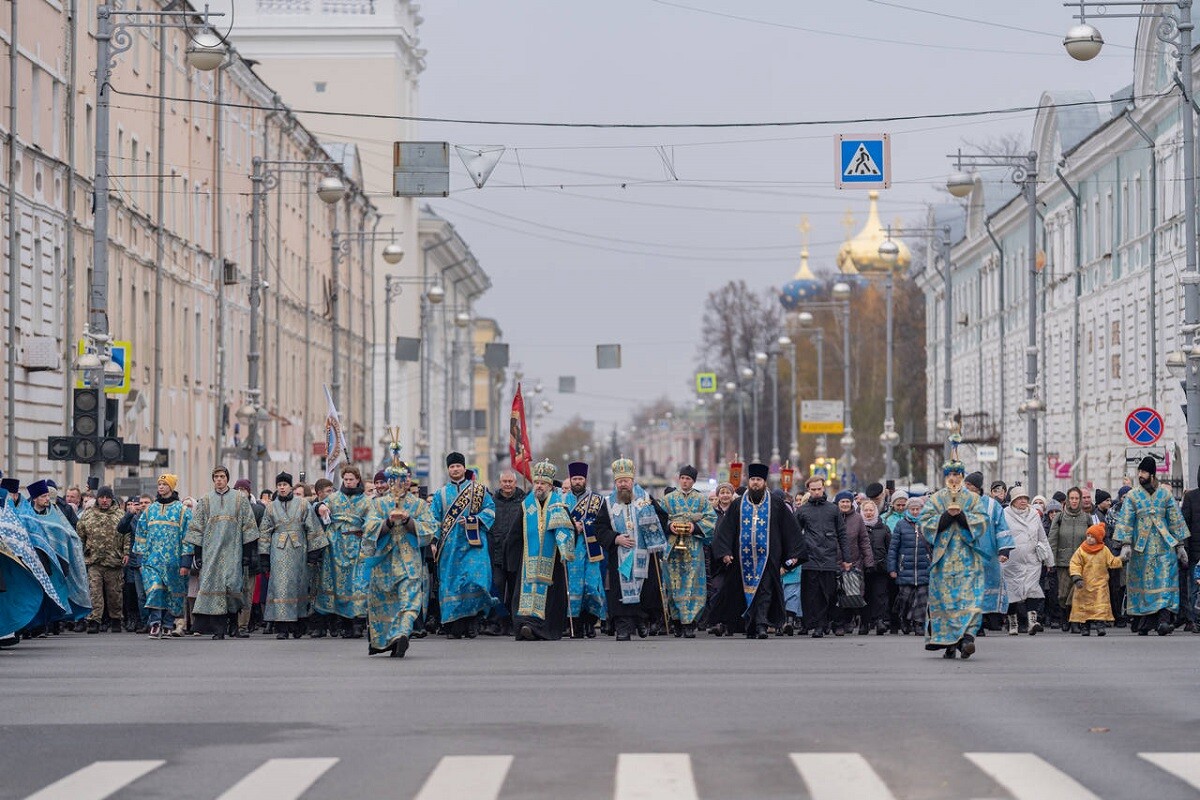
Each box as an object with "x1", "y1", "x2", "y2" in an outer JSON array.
[{"x1": 0, "y1": 0, "x2": 376, "y2": 494}]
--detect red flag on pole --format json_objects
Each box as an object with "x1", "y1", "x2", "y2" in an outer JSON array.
[{"x1": 509, "y1": 383, "x2": 533, "y2": 482}]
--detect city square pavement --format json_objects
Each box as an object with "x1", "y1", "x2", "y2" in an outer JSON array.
[{"x1": 2, "y1": 628, "x2": 1198, "y2": 800}]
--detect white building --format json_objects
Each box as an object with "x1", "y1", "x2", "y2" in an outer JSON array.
[{"x1": 918, "y1": 13, "x2": 1191, "y2": 494}]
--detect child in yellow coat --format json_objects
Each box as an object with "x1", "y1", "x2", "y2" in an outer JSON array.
[{"x1": 1069, "y1": 523, "x2": 1124, "y2": 636}]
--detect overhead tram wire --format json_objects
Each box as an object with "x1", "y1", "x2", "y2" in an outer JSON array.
[
  {"x1": 862, "y1": 0, "x2": 1135, "y2": 47},
  {"x1": 107, "y1": 84, "x2": 1169, "y2": 131}
]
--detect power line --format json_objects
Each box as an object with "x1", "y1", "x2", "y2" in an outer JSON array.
[{"x1": 107, "y1": 84, "x2": 1166, "y2": 131}]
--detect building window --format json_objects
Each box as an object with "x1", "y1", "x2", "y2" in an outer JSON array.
[
  {"x1": 1111, "y1": 320, "x2": 1120, "y2": 346},
  {"x1": 314, "y1": 81, "x2": 327, "y2": 93},
  {"x1": 1111, "y1": 352, "x2": 1121, "y2": 379}
]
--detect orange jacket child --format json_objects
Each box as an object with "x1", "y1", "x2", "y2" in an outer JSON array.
[{"x1": 1068, "y1": 523, "x2": 1124, "y2": 633}]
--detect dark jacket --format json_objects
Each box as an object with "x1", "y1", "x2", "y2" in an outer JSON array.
[
  {"x1": 55, "y1": 496, "x2": 79, "y2": 528},
  {"x1": 1181, "y1": 488, "x2": 1200, "y2": 564},
  {"x1": 887, "y1": 513, "x2": 931, "y2": 586},
  {"x1": 864, "y1": 517, "x2": 890, "y2": 573},
  {"x1": 794, "y1": 496, "x2": 848, "y2": 572},
  {"x1": 842, "y1": 510, "x2": 875, "y2": 570},
  {"x1": 1048, "y1": 508, "x2": 1091, "y2": 567},
  {"x1": 492, "y1": 487, "x2": 527, "y2": 572}
]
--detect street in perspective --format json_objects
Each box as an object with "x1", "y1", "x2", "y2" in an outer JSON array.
[{"x1": 2, "y1": 2, "x2": 1200, "y2": 799}]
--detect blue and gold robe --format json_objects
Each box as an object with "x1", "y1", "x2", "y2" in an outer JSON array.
[
  {"x1": 919, "y1": 488, "x2": 988, "y2": 647},
  {"x1": 133, "y1": 498, "x2": 192, "y2": 617},
  {"x1": 660, "y1": 488, "x2": 716, "y2": 625},
  {"x1": 0, "y1": 495, "x2": 64, "y2": 632},
  {"x1": 314, "y1": 489, "x2": 372, "y2": 619},
  {"x1": 514, "y1": 489, "x2": 574, "y2": 638},
  {"x1": 977, "y1": 495, "x2": 1014, "y2": 614},
  {"x1": 1112, "y1": 485, "x2": 1187, "y2": 616},
  {"x1": 259, "y1": 497, "x2": 328, "y2": 622},
  {"x1": 184, "y1": 489, "x2": 258, "y2": 618},
  {"x1": 562, "y1": 490, "x2": 608, "y2": 620},
  {"x1": 17, "y1": 500, "x2": 91, "y2": 621},
  {"x1": 430, "y1": 479, "x2": 496, "y2": 623},
  {"x1": 362, "y1": 492, "x2": 436, "y2": 649}
]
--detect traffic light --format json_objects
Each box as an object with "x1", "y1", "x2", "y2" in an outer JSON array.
[
  {"x1": 72, "y1": 388, "x2": 100, "y2": 437},
  {"x1": 105, "y1": 397, "x2": 119, "y2": 438}
]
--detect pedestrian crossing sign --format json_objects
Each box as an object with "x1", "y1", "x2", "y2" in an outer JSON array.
[
  {"x1": 695, "y1": 372, "x2": 717, "y2": 393},
  {"x1": 836, "y1": 134, "x2": 890, "y2": 189}
]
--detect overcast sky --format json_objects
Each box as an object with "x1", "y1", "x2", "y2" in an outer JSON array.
[{"x1": 415, "y1": 1, "x2": 1138, "y2": 440}]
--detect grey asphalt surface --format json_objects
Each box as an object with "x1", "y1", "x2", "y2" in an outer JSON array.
[{"x1": 1, "y1": 627, "x2": 1197, "y2": 800}]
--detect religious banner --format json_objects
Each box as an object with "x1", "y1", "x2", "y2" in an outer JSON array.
[
  {"x1": 509, "y1": 383, "x2": 533, "y2": 482},
  {"x1": 323, "y1": 384, "x2": 348, "y2": 480}
]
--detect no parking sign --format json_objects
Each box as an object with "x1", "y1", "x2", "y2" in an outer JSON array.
[{"x1": 1124, "y1": 407, "x2": 1164, "y2": 446}]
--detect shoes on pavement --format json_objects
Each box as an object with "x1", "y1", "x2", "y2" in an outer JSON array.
[
  {"x1": 682, "y1": 624, "x2": 696, "y2": 639},
  {"x1": 0, "y1": 635, "x2": 18, "y2": 648},
  {"x1": 517, "y1": 624, "x2": 535, "y2": 641},
  {"x1": 957, "y1": 636, "x2": 976, "y2": 659},
  {"x1": 942, "y1": 647, "x2": 957, "y2": 659},
  {"x1": 86, "y1": 621, "x2": 100, "y2": 634},
  {"x1": 811, "y1": 630, "x2": 824, "y2": 639},
  {"x1": 148, "y1": 623, "x2": 161, "y2": 639},
  {"x1": 390, "y1": 635, "x2": 409, "y2": 658},
  {"x1": 1080, "y1": 624, "x2": 1091, "y2": 636}
]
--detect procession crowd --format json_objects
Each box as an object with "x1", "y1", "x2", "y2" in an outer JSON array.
[{"x1": 1, "y1": 446, "x2": 1198, "y2": 660}]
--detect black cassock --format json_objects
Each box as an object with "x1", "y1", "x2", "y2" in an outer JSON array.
[
  {"x1": 709, "y1": 492, "x2": 806, "y2": 632},
  {"x1": 594, "y1": 499, "x2": 669, "y2": 623}
]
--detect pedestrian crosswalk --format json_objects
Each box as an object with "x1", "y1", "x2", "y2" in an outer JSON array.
[{"x1": 20, "y1": 751, "x2": 1200, "y2": 799}]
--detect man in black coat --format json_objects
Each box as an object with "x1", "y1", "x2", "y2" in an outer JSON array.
[
  {"x1": 794, "y1": 475, "x2": 850, "y2": 638},
  {"x1": 710, "y1": 463, "x2": 805, "y2": 639},
  {"x1": 1179, "y1": 469, "x2": 1200, "y2": 632},
  {"x1": 490, "y1": 470, "x2": 526, "y2": 635}
]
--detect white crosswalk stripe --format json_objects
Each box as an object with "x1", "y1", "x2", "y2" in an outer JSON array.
[
  {"x1": 215, "y1": 757, "x2": 339, "y2": 800},
  {"x1": 19, "y1": 751, "x2": 1200, "y2": 799},
  {"x1": 1138, "y1": 752, "x2": 1200, "y2": 791},
  {"x1": 614, "y1": 753, "x2": 698, "y2": 800},
  {"x1": 413, "y1": 755, "x2": 513, "y2": 800},
  {"x1": 965, "y1": 752, "x2": 1102, "y2": 800},
  {"x1": 24, "y1": 759, "x2": 165, "y2": 800},
  {"x1": 790, "y1": 752, "x2": 897, "y2": 800}
]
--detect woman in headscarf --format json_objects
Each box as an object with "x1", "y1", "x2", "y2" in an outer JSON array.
[
  {"x1": 887, "y1": 495, "x2": 930, "y2": 635},
  {"x1": 1002, "y1": 485, "x2": 1054, "y2": 635}
]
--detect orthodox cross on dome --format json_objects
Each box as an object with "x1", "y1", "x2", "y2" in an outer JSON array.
[
  {"x1": 796, "y1": 216, "x2": 811, "y2": 250},
  {"x1": 840, "y1": 209, "x2": 856, "y2": 241}
]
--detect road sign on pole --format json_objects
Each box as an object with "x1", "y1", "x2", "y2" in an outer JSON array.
[
  {"x1": 1124, "y1": 407, "x2": 1164, "y2": 446},
  {"x1": 836, "y1": 134, "x2": 890, "y2": 189},
  {"x1": 695, "y1": 372, "x2": 717, "y2": 393},
  {"x1": 800, "y1": 400, "x2": 845, "y2": 434}
]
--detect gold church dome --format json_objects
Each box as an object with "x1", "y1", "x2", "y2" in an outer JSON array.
[{"x1": 835, "y1": 191, "x2": 911, "y2": 275}]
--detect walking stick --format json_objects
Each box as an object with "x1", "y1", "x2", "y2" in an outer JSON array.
[{"x1": 654, "y1": 554, "x2": 671, "y2": 636}]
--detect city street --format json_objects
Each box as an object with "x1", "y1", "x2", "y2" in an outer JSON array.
[{"x1": 2, "y1": 630, "x2": 1198, "y2": 800}]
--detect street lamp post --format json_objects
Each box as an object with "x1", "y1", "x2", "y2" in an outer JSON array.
[
  {"x1": 947, "y1": 150, "x2": 1041, "y2": 493},
  {"x1": 729, "y1": 378, "x2": 746, "y2": 459},
  {"x1": 779, "y1": 335, "x2": 799, "y2": 465},
  {"x1": 76, "y1": 4, "x2": 225, "y2": 481},
  {"x1": 750, "y1": 357, "x2": 766, "y2": 462},
  {"x1": 832, "y1": 282, "x2": 855, "y2": 487},
  {"x1": 878, "y1": 234, "x2": 902, "y2": 480},
  {"x1": 713, "y1": 391, "x2": 725, "y2": 463},
  {"x1": 767, "y1": 345, "x2": 782, "y2": 471},
  {"x1": 1064, "y1": 0, "x2": 1199, "y2": 489}
]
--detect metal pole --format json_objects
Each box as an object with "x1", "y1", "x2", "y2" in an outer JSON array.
[
  {"x1": 384, "y1": 279, "x2": 393, "y2": 425},
  {"x1": 330, "y1": 223, "x2": 341, "y2": 408},
  {"x1": 718, "y1": 395, "x2": 726, "y2": 462},
  {"x1": 943, "y1": 230, "x2": 953, "y2": 460},
  {"x1": 63, "y1": 0, "x2": 78, "y2": 487},
  {"x1": 841, "y1": 300, "x2": 853, "y2": 485},
  {"x1": 751, "y1": 372, "x2": 760, "y2": 463},
  {"x1": 1178, "y1": 4, "x2": 1200, "y2": 491},
  {"x1": 6, "y1": 0, "x2": 19, "y2": 473},
  {"x1": 248, "y1": 158, "x2": 265, "y2": 484},
  {"x1": 884, "y1": 271, "x2": 896, "y2": 480},
  {"x1": 89, "y1": 4, "x2": 111, "y2": 483},
  {"x1": 152, "y1": 12, "x2": 167, "y2": 450},
  {"x1": 737, "y1": 388, "x2": 745, "y2": 459},
  {"x1": 214, "y1": 67, "x2": 226, "y2": 458},
  {"x1": 770, "y1": 352, "x2": 780, "y2": 468},
  {"x1": 788, "y1": 341, "x2": 799, "y2": 464},
  {"x1": 1025, "y1": 153, "x2": 1040, "y2": 496},
  {"x1": 302, "y1": 169, "x2": 311, "y2": 476}
]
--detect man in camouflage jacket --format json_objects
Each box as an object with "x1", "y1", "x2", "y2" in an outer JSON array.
[{"x1": 76, "y1": 486, "x2": 128, "y2": 633}]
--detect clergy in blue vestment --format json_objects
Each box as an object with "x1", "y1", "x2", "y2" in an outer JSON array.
[
  {"x1": 597, "y1": 457, "x2": 671, "y2": 641},
  {"x1": 16, "y1": 479, "x2": 91, "y2": 623},
  {"x1": 965, "y1": 471, "x2": 1014, "y2": 624},
  {"x1": 184, "y1": 466, "x2": 260, "y2": 639},
  {"x1": 513, "y1": 460, "x2": 575, "y2": 641},
  {"x1": 561, "y1": 461, "x2": 610, "y2": 638},
  {"x1": 259, "y1": 472, "x2": 328, "y2": 639},
  {"x1": 661, "y1": 465, "x2": 717, "y2": 638},
  {"x1": 429, "y1": 452, "x2": 496, "y2": 638},
  {"x1": 363, "y1": 456, "x2": 435, "y2": 658},
  {"x1": 1112, "y1": 455, "x2": 1189, "y2": 636},
  {"x1": 709, "y1": 463, "x2": 805, "y2": 639},
  {"x1": 313, "y1": 465, "x2": 373, "y2": 639},
  {"x1": 133, "y1": 474, "x2": 192, "y2": 638},
  {"x1": 0, "y1": 487, "x2": 66, "y2": 637},
  {"x1": 918, "y1": 446, "x2": 1001, "y2": 660}
]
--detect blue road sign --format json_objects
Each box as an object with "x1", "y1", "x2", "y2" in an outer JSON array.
[
  {"x1": 836, "y1": 134, "x2": 890, "y2": 189},
  {"x1": 1125, "y1": 407, "x2": 1164, "y2": 446}
]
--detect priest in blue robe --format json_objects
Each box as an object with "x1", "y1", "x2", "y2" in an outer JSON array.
[
  {"x1": 17, "y1": 479, "x2": 91, "y2": 624},
  {"x1": 363, "y1": 453, "x2": 435, "y2": 657},
  {"x1": 513, "y1": 460, "x2": 575, "y2": 641},
  {"x1": 313, "y1": 465, "x2": 373, "y2": 638},
  {"x1": 918, "y1": 445, "x2": 1004, "y2": 659},
  {"x1": 964, "y1": 471, "x2": 1014, "y2": 630},
  {"x1": 597, "y1": 457, "x2": 671, "y2": 641},
  {"x1": 710, "y1": 463, "x2": 805, "y2": 639},
  {"x1": 184, "y1": 466, "x2": 260, "y2": 639},
  {"x1": 430, "y1": 452, "x2": 496, "y2": 638},
  {"x1": 1112, "y1": 455, "x2": 1189, "y2": 636},
  {"x1": 561, "y1": 461, "x2": 610, "y2": 638},
  {"x1": 0, "y1": 485, "x2": 66, "y2": 639},
  {"x1": 0, "y1": 480, "x2": 69, "y2": 635},
  {"x1": 661, "y1": 465, "x2": 717, "y2": 638}
]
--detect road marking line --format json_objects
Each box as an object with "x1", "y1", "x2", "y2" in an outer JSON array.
[
  {"x1": 614, "y1": 753, "x2": 698, "y2": 800},
  {"x1": 413, "y1": 755, "x2": 513, "y2": 800},
  {"x1": 25, "y1": 760, "x2": 165, "y2": 800},
  {"x1": 1139, "y1": 753, "x2": 1200, "y2": 790},
  {"x1": 790, "y1": 753, "x2": 897, "y2": 800},
  {"x1": 966, "y1": 753, "x2": 1101, "y2": 800},
  {"x1": 215, "y1": 757, "x2": 338, "y2": 800}
]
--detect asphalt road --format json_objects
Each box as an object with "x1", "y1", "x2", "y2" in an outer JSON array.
[{"x1": 1, "y1": 627, "x2": 1198, "y2": 800}]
